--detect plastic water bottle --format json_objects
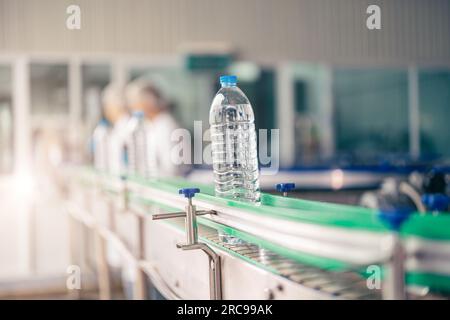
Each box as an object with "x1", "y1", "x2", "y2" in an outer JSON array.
[
  {"x1": 92, "y1": 118, "x2": 110, "y2": 172},
  {"x1": 209, "y1": 75, "x2": 260, "y2": 202},
  {"x1": 125, "y1": 111, "x2": 148, "y2": 177},
  {"x1": 210, "y1": 75, "x2": 260, "y2": 243}
]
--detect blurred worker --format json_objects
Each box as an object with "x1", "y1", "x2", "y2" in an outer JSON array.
[
  {"x1": 101, "y1": 83, "x2": 130, "y2": 176},
  {"x1": 127, "y1": 80, "x2": 188, "y2": 178},
  {"x1": 122, "y1": 80, "x2": 186, "y2": 299},
  {"x1": 123, "y1": 80, "x2": 149, "y2": 177},
  {"x1": 95, "y1": 84, "x2": 130, "y2": 288}
]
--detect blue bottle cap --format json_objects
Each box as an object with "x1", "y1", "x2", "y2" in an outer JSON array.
[
  {"x1": 220, "y1": 75, "x2": 237, "y2": 86},
  {"x1": 99, "y1": 118, "x2": 110, "y2": 126},
  {"x1": 132, "y1": 111, "x2": 145, "y2": 118}
]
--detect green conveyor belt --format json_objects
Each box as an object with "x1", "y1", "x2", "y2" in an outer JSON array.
[
  {"x1": 128, "y1": 174, "x2": 450, "y2": 241},
  {"x1": 77, "y1": 167, "x2": 450, "y2": 294}
]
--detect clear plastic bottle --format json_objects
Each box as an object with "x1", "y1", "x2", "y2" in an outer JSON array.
[
  {"x1": 125, "y1": 111, "x2": 148, "y2": 177},
  {"x1": 92, "y1": 118, "x2": 110, "y2": 172},
  {"x1": 210, "y1": 75, "x2": 260, "y2": 243}
]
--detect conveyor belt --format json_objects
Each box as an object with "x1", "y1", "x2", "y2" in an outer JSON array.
[
  {"x1": 170, "y1": 219, "x2": 445, "y2": 299},
  {"x1": 69, "y1": 167, "x2": 450, "y2": 298},
  {"x1": 197, "y1": 224, "x2": 380, "y2": 299}
]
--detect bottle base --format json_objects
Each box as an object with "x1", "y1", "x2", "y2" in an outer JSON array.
[
  {"x1": 215, "y1": 191, "x2": 261, "y2": 204},
  {"x1": 218, "y1": 230, "x2": 246, "y2": 245}
]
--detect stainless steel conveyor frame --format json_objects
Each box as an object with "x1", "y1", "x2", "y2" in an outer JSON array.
[{"x1": 64, "y1": 169, "x2": 448, "y2": 300}]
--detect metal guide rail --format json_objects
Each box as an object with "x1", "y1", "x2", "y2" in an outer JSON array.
[{"x1": 66, "y1": 167, "x2": 450, "y2": 300}]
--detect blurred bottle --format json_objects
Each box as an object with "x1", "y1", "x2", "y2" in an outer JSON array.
[
  {"x1": 422, "y1": 168, "x2": 447, "y2": 194},
  {"x1": 209, "y1": 75, "x2": 260, "y2": 244},
  {"x1": 91, "y1": 118, "x2": 110, "y2": 172},
  {"x1": 125, "y1": 111, "x2": 147, "y2": 177}
]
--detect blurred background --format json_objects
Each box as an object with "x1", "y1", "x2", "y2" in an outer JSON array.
[{"x1": 0, "y1": 0, "x2": 449, "y2": 298}]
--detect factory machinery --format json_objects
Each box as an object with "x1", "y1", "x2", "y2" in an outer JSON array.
[{"x1": 65, "y1": 167, "x2": 450, "y2": 300}]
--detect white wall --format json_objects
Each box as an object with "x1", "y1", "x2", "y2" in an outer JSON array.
[{"x1": 0, "y1": 0, "x2": 449, "y2": 65}]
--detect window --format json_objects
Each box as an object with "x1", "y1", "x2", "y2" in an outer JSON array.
[
  {"x1": 226, "y1": 62, "x2": 276, "y2": 132},
  {"x1": 129, "y1": 66, "x2": 214, "y2": 131},
  {"x1": 334, "y1": 68, "x2": 409, "y2": 159},
  {"x1": 81, "y1": 64, "x2": 110, "y2": 126},
  {"x1": 419, "y1": 69, "x2": 450, "y2": 157},
  {"x1": 291, "y1": 64, "x2": 330, "y2": 165},
  {"x1": 30, "y1": 64, "x2": 69, "y2": 115}
]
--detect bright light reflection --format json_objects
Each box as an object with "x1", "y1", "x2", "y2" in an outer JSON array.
[
  {"x1": 12, "y1": 172, "x2": 36, "y2": 199},
  {"x1": 331, "y1": 169, "x2": 344, "y2": 190}
]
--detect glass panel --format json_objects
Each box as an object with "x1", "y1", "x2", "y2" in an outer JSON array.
[
  {"x1": 0, "y1": 65, "x2": 13, "y2": 173},
  {"x1": 291, "y1": 64, "x2": 330, "y2": 165},
  {"x1": 81, "y1": 64, "x2": 110, "y2": 127},
  {"x1": 226, "y1": 62, "x2": 276, "y2": 132},
  {"x1": 418, "y1": 69, "x2": 450, "y2": 157},
  {"x1": 30, "y1": 64, "x2": 69, "y2": 115},
  {"x1": 129, "y1": 66, "x2": 214, "y2": 131},
  {"x1": 334, "y1": 68, "x2": 409, "y2": 160}
]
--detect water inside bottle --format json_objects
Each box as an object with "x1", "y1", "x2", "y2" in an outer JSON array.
[{"x1": 209, "y1": 76, "x2": 261, "y2": 244}]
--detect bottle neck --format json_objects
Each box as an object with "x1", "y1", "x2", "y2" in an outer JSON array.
[{"x1": 221, "y1": 83, "x2": 236, "y2": 88}]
